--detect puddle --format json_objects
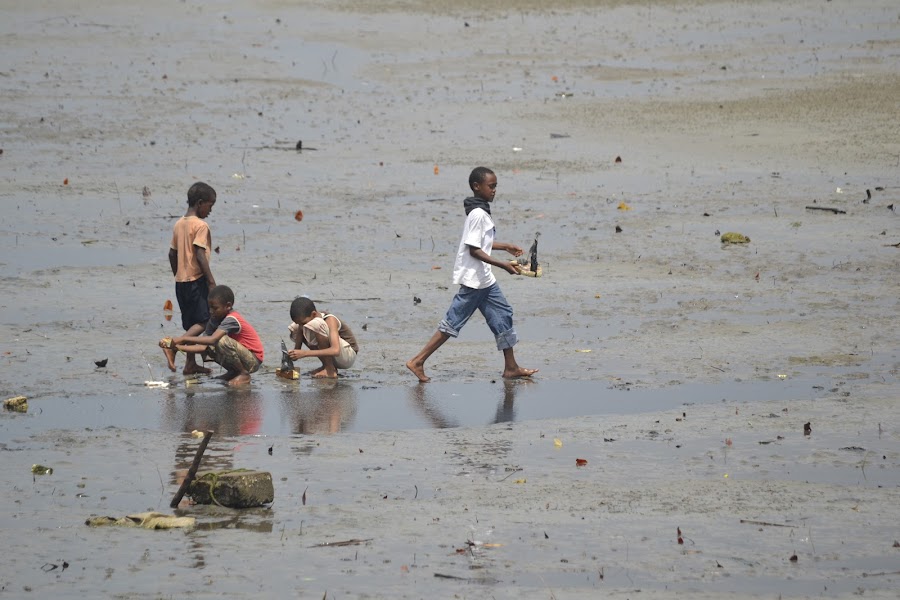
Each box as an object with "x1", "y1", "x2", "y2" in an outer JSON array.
[{"x1": 2, "y1": 376, "x2": 829, "y2": 439}]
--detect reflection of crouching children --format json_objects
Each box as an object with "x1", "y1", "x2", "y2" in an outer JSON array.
[
  {"x1": 161, "y1": 285, "x2": 264, "y2": 387},
  {"x1": 287, "y1": 297, "x2": 359, "y2": 379}
]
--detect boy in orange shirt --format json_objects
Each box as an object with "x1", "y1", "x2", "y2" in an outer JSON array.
[{"x1": 167, "y1": 182, "x2": 217, "y2": 374}]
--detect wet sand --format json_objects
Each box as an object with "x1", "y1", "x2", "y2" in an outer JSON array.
[{"x1": 2, "y1": 0, "x2": 900, "y2": 597}]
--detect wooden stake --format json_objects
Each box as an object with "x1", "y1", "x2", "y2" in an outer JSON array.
[{"x1": 170, "y1": 430, "x2": 213, "y2": 508}]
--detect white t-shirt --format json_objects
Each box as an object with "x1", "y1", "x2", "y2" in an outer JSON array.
[{"x1": 452, "y1": 208, "x2": 496, "y2": 289}]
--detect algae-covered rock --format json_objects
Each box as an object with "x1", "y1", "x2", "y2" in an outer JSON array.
[
  {"x1": 85, "y1": 511, "x2": 195, "y2": 529},
  {"x1": 721, "y1": 232, "x2": 751, "y2": 244},
  {"x1": 188, "y1": 470, "x2": 274, "y2": 508},
  {"x1": 4, "y1": 396, "x2": 28, "y2": 412}
]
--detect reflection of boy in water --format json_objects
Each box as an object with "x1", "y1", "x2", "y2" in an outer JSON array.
[
  {"x1": 161, "y1": 285, "x2": 264, "y2": 387},
  {"x1": 287, "y1": 297, "x2": 359, "y2": 379}
]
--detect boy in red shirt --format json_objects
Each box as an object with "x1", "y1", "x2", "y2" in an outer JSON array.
[{"x1": 162, "y1": 285, "x2": 264, "y2": 387}]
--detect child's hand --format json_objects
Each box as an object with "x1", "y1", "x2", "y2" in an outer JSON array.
[
  {"x1": 288, "y1": 349, "x2": 307, "y2": 360},
  {"x1": 503, "y1": 262, "x2": 521, "y2": 275},
  {"x1": 507, "y1": 244, "x2": 524, "y2": 257}
]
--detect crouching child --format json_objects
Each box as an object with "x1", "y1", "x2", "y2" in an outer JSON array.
[
  {"x1": 160, "y1": 285, "x2": 264, "y2": 386},
  {"x1": 287, "y1": 297, "x2": 359, "y2": 379}
]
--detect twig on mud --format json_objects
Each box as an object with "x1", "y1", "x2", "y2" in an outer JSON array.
[
  {"x1": 310, "y1": 538, "x2": 373, "y2": 548},
  {"x1": 739, "y1": 519, "x2": 798, "y2": 528},
  {"x1": 497, "y1": 467, "x2": 523, "y2": 482},
  {"x1": 805, "y1": 205, "x2": 846, "y2": 214},
  {"x1": 862, "y1": 570, "x2": 900, "y2": 577}
]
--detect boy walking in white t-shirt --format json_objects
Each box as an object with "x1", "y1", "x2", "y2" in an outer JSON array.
[{"x1": 406, "y1": 167, "x2": 538, "y2": 383}]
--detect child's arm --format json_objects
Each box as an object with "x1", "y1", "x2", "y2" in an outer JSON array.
[
  {"x1": 168, "y1": 248, "x2": 178, "y2": 276},
  {"x1": 468, "y1": 245, "x2": 520, "y2": 275},
  {"x1": 194, "y1": 243, "x2": 216, "y2": 290},
  {"x1": 289, "y1": 315, "x2": 343, "y2": 360},
  {"x1": 174, "y1": 326, "x2": 227, "y2": 349},
  {"x1": 492, "y1": 242, "x2": 524, "y2": 257}
]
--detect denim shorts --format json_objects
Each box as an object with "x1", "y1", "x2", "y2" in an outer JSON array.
[{"x1": 438, "y1": 283, "x2": 518, "y2": 350}]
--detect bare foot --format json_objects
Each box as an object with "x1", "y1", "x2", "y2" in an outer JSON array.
[
  {"x1": 161, "y1": 345, "x2": 177, "y2": 372},
  {"x1": 227, "y1": 373, "x2": 251, "y2": 387},
  {"x1": 183, "y1": 363, "x2": 211, "y2": 376},
  {"x1": 406, "y1": 359, "x2": 430, "y2": 383},
  {"x1": 312, "y1": 369, "x2": 338, "y2": 379},
  {"x1": 502, "y1": 367, "x2": 538, "y2": 379}
]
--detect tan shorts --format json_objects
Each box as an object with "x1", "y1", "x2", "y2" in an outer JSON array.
[
  {"x1": 297, "y1": 317, "x2": 357, "y2": 370},
  {"x1": 205, "y1": 335, "x2": 261, "y2": 374}
]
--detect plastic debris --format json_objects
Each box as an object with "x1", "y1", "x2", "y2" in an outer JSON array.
[
  {"x1": 617, "y1": 201, "x2": 631, "y2": 211},
  {"x1": 32, "y1": 464, "x2": 53, "y2": 475},
  {"x1": 85, "y1": 512, "x2": 195, "y2": 530},
  {"x1": 144, "y1": 381, "x2": 169, "y2": 388}
]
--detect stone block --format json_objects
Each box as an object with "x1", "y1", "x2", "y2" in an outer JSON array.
[{"x1": 188, "y1": 470, "x2": 274, "y2": 508}]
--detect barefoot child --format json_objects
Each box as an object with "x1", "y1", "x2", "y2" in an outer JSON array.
[
  {"x1": 160, "y1": 285, "x2": 264, "y2": 387},
  {"x1": 287, "y1": 297, "x2": 360, "y2": 379},
  {"x1": 168, "y1": 181, "x2": 217, "y2": 374},
  {"x1": 406, "y1": 167, "x2": 538, "y2": 383}
]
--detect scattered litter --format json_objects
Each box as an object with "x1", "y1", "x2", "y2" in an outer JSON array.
[
  {"x1": 804, "y1": 422, "x2": 812, "y2": 435},
  {"x1": 144, "y1": 381, "x2": 169, "y2": 388},
  {"x1": 63, "y1": 178, "x2": 69, "y2": 185},
  {"x1": 4, "y1": 396, "x2": 28, "y2": 412},
  {"x1": 142, "y1": 186, "x2": 151, "y2": 203},
  {"x1": 576, "y1": 349, "x2": 592, "y2": 353},
  {"x1": 555, "y1": 92, "x2": 574, "y2": 98},
  {"x1": 553, "y1": 438, "x2": 563, "y2": 448},
  {"x1": 191, "y1": 430, "x2": 205, "y2": 438},
  {"x1": 514, "y1": 478, "x2": 527, "y2": 484},
  {"x1": 294, "y1": 209, "x2": 304, "y2": 222},
  {"x1": 163, "y1": 299, "x2": 173, "y2": 321},
  {"x1": 615, "y1": 156, "x2": 622, "y2": 163},
  {"x1": 32, "y1": 464, "x2": 53, "y2": 475},
  {"x1": 94, "y1": 358, "x2": 108, "y2": 368},
  {"x1": 777, "y1": 374, "x2": 787, "y2": 379},
  {"x1": 835, "y1": 188, "x2": 843, "y2": 194},
  {"x1": 549, "y1": 133, "x2": 570, "y2": 139},
  {"x1": 85, "y1": 512, "x2": 195, "y2": 530},
  {"x1": 575, "y1": 458, "x2": 588, "y2": 467},
  {"x1": 232, "y1": 173, "x2": 246, "y2": 179},
  {"x1": 617, "y1": 201, "x2": 631, "y2": 211},
  {"x1": 721, "y1": 232, "x2": 751, "y2": 244},
  {"x1": 512, "y1": 147, "x2": 523, "y2": 152}
]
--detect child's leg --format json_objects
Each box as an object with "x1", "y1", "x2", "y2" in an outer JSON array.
[
  {"x1": 406, "y1": 330, "x2": 451, "y2": 383},
  {"x1": 211, "y1": 336, "x2": 259, "y2": 386},
  {"x1": 177, "y1": 279, "x2": 211, "y2": 374},
  {"x1": 478, "y1": 284, "x2": 537, "y2": 379},
  {"x1": 310, "y1": 329, "x2": 338, "y2": 378},
  {"x1": 406, "y1": 286, "x2": 484, "y2": 382}
]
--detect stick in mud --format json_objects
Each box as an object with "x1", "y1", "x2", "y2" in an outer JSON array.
[{"x1": 170, "y1": 430, "x2": 214, "y2": 508}]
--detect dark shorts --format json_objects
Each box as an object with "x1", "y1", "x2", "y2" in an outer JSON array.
[{"x1": 175, "y1": 276, "x2": 210, "y2": 330}]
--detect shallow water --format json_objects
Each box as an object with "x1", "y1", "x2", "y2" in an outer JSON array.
[{"x1": 2, "y1": 374, "x2": 830, "y2": 437}]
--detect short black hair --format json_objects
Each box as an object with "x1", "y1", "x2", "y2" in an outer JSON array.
[
  {"x1": 469, "y1": 167, "x2": 495, "y2": 189},
  {"x1": 290, "y1": 296, "x2": 316, "y2": 321},
  {"x1": 209, "y1": 285, "x2": 234, "y2": 305},
  {"x1": 187, "y1": 182, "x2": 216, "y2": 207}
]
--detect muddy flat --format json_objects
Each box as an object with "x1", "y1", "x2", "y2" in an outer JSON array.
[{"x1": 1, "y1": 0, "x2": 899, "y2": 597}]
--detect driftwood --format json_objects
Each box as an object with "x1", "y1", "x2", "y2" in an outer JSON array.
[
  {"x1": 805, "y1": 205, "x2": 846, "y2": 214},
  {"x1": 170, "y1": 430, "x2": 213, "y2": 508}
]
